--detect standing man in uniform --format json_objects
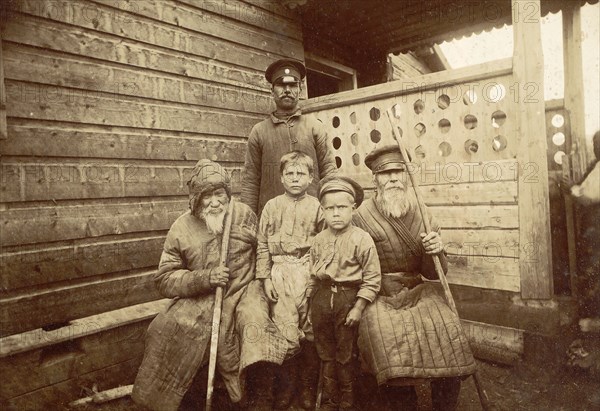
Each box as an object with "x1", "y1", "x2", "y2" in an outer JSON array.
[
  {"x1": 241, "y1": 58, "x2": 337, "y2": 217},
  {"x1": 239, "y1": 58, "x2": 338, "y2": 410},
  {"x1": 352, "y1": 145, "x2": 477, "y2": 411}
]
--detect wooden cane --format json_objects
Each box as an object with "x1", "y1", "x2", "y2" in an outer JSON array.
[
  {"x1": 385, "y1": 109, "x2": 491, "y2": 411},
  {"x1": 205, "y1": 198, "x2": 235, "y2": 411},
  {"x1": 315, "y1": 361, "x2": 324, "y2": 410}
]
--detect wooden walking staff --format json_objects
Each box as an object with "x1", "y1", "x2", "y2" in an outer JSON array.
[
  {"x1": 385, "y1": 109, "x2": 491, "y2": 411},
  {"x1": 205, "y1": 198, "x2": 235, "y2": 411}
]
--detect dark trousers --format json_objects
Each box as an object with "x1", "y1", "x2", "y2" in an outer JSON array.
[
  {"x1": 311, "y1": 283, "x2": 360, "y2": 409},
  {"x1": 310, "y1": 283, "x2": 359, "y2": 364}
]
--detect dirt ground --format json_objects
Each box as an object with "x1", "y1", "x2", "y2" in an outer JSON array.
[{"x1": 80, "y1": 356, "x2": 600, "y2": 411}]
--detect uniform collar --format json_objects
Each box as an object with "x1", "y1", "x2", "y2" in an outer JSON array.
[{"x1": 270, "y1": 109, "x2": 302, "y2": 124}]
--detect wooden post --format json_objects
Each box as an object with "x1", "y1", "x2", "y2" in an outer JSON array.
[
  {"x1": 561, "y1": 156, "x2": 578, "y2": 297},
  {"x1": 0, "y1": 38, "x2": 7, "y2": 140},
  {"x1": 562, "y1": 5, "x2": 588, "y2": 181},
  {"x1": 512, "y1": 0, "x2": 553, "y2": 299}
]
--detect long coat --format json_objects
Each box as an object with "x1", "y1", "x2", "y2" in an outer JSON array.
[
  {"x1": 132, "y1": 201, "x2": 258, "y2": 410},
  {"x1": 353, "y1": 198, "x2": 476, "y2": 384}
]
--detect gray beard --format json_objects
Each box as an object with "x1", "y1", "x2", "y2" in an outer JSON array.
[
  {"x1": 375, "y1": 187, "x2": 412, "y2": 219},
  {"x1": 201, "y1": 209, "x2": 226, "y2": 235}
]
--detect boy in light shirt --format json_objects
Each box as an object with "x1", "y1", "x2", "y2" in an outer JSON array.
[{"x1": 256, "y1": 150, "x2": 324, "y2": 409}]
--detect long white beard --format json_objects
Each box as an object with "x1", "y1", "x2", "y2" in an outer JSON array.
[
  {"x1": 201, "y1": 208, "x2": 226, "y2": 235},
  {"x1": 376, "y1": 187, "x2": 412, "y2": 218}
]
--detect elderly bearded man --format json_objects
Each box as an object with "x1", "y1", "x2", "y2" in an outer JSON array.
[
  {"x1": 132, "y1": 159, "x2": 259, "y2": 411},
  {"x1": 352, "y1": 146, "x2": 476, "y2": 411}
]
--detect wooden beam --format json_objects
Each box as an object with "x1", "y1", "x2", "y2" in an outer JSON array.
[
  {"x1": 302, "y1": 59, "x2": 513, "y2": 113},
  {"x1": 4, "y1": 357, "x2": 142, "y2": 409},
  {"x1": 512, "y1": 0, "x2": 553, "y2": 299},
  {"x1": 562, "y1": 5, "x2": 588, "y2": 180},
  {"x1": 0, "y1": 270, "x2": 160, "y2": 336},
  {"x1": 1, "y1": 235, "x2": 165, "y2": 291},
  {"x1": 2, "y1": 15, "x2": 268, "y2": 91},
  {"x1": 0, "y1": 299, "x2": 168, "y2": 358},
  {"x1": 446, "y1": 256, "x2": 520, "y2": 292},
  {"x1": 3, "y1": 43, "x2": 273, "y2": 116},
  {"x1": 2, "y1": 120, "x2": 248, "y2": 161},
  {"x1": 6, "y1": 80, "x2": 262, "y2": 137},
  {"x1": 0, "y1": 39, "x2": 6, "y2": 140},
  {"x1": 0, "y1": 199, "x2": 187, "y2": 246},
  {"x1": 461, "y1": 320, "x2": 524, "y2": 365},
  {"x1": 429, "y1": 205, "x2": 519, "y2": 229},
  {"x1": 0, "y1": 157, "x2": 242, "y2": 202}
]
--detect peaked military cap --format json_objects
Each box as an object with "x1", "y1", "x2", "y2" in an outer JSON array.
[
  {"x1": 318, "y1": 175, "x2": 364, "y2": 207},
  {"x1": 265, "y1": 58, "x2": 306, "y2": 84},
  {"x1": 364, "y1": 145, "x2": 410, "y2": 173}
]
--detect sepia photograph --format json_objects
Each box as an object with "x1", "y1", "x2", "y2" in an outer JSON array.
[{"x1": 0, "y1": 1, "x2": 599, "y2": 410}]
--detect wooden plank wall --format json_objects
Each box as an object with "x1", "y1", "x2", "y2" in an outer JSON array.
[{"x1": 0, "y1": 0, "x2": 302, "y2": 405}]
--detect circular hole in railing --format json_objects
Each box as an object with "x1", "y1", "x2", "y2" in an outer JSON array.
[
  {"x1": 438, "y1": 142, "x2": 452, "y2": 157},
  {"x1": 554, "y1": 151, "x2": 565, "y2": 165},
  {"x1": 438, "y1": 118, "x2": 451, "y2": 134},
  {"x1": 552, "y1": 132, "x2": 565, "y2": 146},
  {"x1": 332, "y1": 116, "x2": 340, "y2": 128},
  {"x1": 349, "y1": 112, "x2": 357, "y2": 125},
  {"x1": 464, "y1": 139, "x2": 479, "y2": 154},
  {"x1": 370, "y1": 107, "x2": 381, "y2": 121},
  {"x1": 350, "y1": 133, "x2": 358, "y2": 146},
  {"x1": 486, "y1": 83, "x2": 506, "y2": 102},
  {"x1": 332, "y1": 136, "x2": 342, "y2": 150},
  {"x1": 492, "y1": 135, "x2": 507, "y2": 152},
  {"x1": 437, "y1": 94, "x2": 450, "y2": 109},
  {"x1": 370, "y1": 129, "x2": 381, "y2": 143},
  {"x1": 491, "y1": 110, "x2": 507, "y2": 128},
  {"x1": 414, "y1": 123, "x2": 426, "y2": 137},
  {"x1": 335, "y1": 156, "x2": 342, "y2": 168},
  {"x1": 391, "y1": 104, "x2": 402, "y2": 119},
  {"x1": 464, "y1": 114, "x2": 478, "y2": 130},
  {"x1": 415, "y1": 145, "x2": 426, "y2": 160},
  {"x1": 352, "y1": 153, "x2": 360, "y2": 166},
  {"x1": 414, "y1": 99, "x2": 425, "y2": 114},
  {"x1": 551, "y1": 114, "x2": 565, "y2": 128},
  {"x1": 463, "y1": 90, "x2": 478, "y2": 105}
]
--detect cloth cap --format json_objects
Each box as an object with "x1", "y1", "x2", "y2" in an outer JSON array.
[
  {"x1": 364, "y1": 145, "x2": 409, "y2": 174},
  {"x1": 265, "y1": 58, "x2": 306, "y2": 84},
  {"x1": 187, "y1": 159, "x2": 230, "y2": 213},
  {"x1": 318, "y1": 175, "x2": 364, "y2": 207}
]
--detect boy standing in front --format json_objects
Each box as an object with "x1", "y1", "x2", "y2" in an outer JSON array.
[
  {"x1": 255, "y1": 150, "x2": 324, "y2": 410},
  {"x1": 307, "y1": 176, "x2": 381, "y2": 411}
]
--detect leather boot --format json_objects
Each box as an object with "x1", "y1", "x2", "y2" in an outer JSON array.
[
  {"x1": 299, "y1": 341, "x2": 320, "y2": 409},
  {"x1": 273, "y1": 358, "x2": 297, "y2": 410},
  {"x1": 336, "y1": 362, "x2": 356, "y2": 411},
  {"x1": 320, "y1": 361, "x2": 338, "y2": 411},
  {"x1": 384, "y1": 385, "x2": 418, "y2": 411},
  {"x1": 246, "y1": 362, "x2": 275, "y2": 411},
  {"x1": 431, "y1": 377, "x2": 461, "y2": 411}
]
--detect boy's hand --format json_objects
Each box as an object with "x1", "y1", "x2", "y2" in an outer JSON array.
[
  {"x1": 345, "y1": 298, "x2": 368, "y2": 327},
  {"x1": 209, "y1": 266, "x2": 230, "y2": 288},
  {"x1": 420, "y1": 232, "x2": 443, "y2": 255},
  {"x1": 263, "y1": 278, "x2": 279, "y2": 303}
]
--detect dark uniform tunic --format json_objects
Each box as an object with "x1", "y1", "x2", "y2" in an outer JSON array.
[{"x1": 241, "y1": 110, "x2": 337, "y2": 216}]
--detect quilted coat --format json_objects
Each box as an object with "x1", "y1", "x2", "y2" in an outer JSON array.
[
  {"x1": 132, "y1": 202, "x2": 261, "y2": 410},
  {"x1": 353, "y1": 198, "x2": 476, "y2": 384}
]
